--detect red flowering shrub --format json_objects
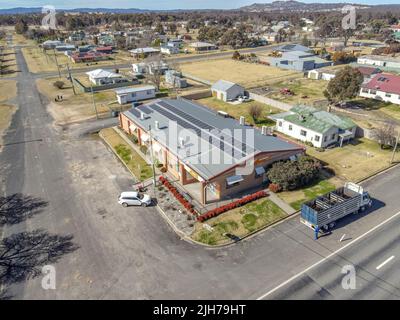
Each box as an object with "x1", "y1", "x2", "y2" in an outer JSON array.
[
  {"x1": 269, "y1": 183, "x2": 282, "y2": 193},
  {"x1": 197, "y1": 191, "x2": 268, "y2": 222},
  {"x1": 159, "y1": 176, "x2": 196, "y2": 214}
]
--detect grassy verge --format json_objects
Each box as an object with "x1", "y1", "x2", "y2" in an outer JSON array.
[
  {"x1": 197, "y1": 97, "x2": 282, "y2": 127},
  {"x1": 192, "y1": 198, "x2": 287, "y2": 245},
  {"x1": 100, "y1": 128, "x2": 153, "y2": 181},
  {"x1": 0, "y1": 104, "x2": 16, "y2": 147},
  {"x1": 0, "y1": 80, "x2": 17, "y2": 102},
  {"x1": 278, "y1": 178, "x2": 337, "y2": 211}
]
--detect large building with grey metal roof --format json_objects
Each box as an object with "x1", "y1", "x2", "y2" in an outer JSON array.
[{"x1": 119, "y1": 98, "x2": 303, "y2": 204}]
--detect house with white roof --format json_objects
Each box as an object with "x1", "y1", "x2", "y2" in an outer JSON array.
[
  {"x1": 115, "y1": 85, "x2": 156, "y2": 104},
  {"x1": 86, "y1": 69, "x2": 124, "y2": 86}
]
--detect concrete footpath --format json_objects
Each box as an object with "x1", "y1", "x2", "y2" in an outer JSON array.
[{"x1": 268, "y1": 192, "x2": 297, "y2": 215}]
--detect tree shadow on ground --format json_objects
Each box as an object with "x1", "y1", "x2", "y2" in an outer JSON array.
[
  {"x1": 0, "y1": 194, "x2": 48, "y2": 226},
  {"x1": 0, "y1": 230, "x2": 79, "y2": 287}
]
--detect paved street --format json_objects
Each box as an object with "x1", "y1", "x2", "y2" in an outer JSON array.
[{"x1": 1, "y1": 39, "x2": 400, "y2": 300}]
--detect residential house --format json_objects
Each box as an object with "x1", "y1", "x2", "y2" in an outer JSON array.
[
  {"x1": 132, "y1": 63, "x2": 147, "y2": 74},
  {"x1": 115, "y1": 86, "x2": 156, "y2": 104},
  {"x1": 55, "y1": 44, "x2": 76, "y2": 52},
  {"x1": 269, "y1": 51, "x2": 333, "y2": 72},
  {"x1": 190, "y1": 42, "x2": 217, "y2": 52},
  {"x1": 356, "y1": 66, "x2": 382, "y2": 81},
  {"x1": 95, "y1": 46, "x2": 114, "y2": 54},
  {"x1": 357, "y1": 55, "x2": 400, "y2": 72},
  {"x1": 160, "y1": 46, "x2": 179, "y2": 55},
  {"x1": 167, "y1": 39, "x2": 183, "y2": 48},
  {"x1": 270, "y1": 105, "x2": 357, "y2": 148},
  {"x1": 165, "y1": 70, "x2": 188, "y2": 88},
  {"x1": 119, "y1": 98, "x2": 304, "y2": 204},
  {"x1": 359, "y1": 73, "x2": 400, "y2": 105},
  {"x1": 261, "y1": 32, "x2": 278, "y2": 43},
  {"x1": 41, "y1": 40, "x2": 63, "y2": 50},
  {"x1": 70, "y1": 51, "x2": 110, "y2": 63},
  {"x1": 130, "y1": 47, "x2": 161, "y2": 59},
  {"x1": 211, "y1": 80, "x2": 245, "y2": 102},
  {"x1": 86, "y1": 69, "x2": 125, "y2": 86},
  {"x1": 68, "y1": 31, "x2": 85, "y2": 42},
  {"x1": 98, "y1": 35, "x2": 115, "y2": 46}
]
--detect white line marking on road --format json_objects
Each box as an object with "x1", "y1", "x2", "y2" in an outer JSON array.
[
  {"x1": 256, "y1": 210, "x2": 400, "y2": 300},
  {"x1": 376, "y1": 256, "x2": 395, "y2": 270}
]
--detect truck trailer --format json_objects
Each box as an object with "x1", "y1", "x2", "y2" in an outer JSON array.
[{"x1": 300, "y1": 182, "x2": 372, "y2": 234}]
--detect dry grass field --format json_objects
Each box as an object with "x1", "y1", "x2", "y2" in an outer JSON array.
[
  {"x1": 0, "y1": 80, "x2": 17, "y2": 102},
  {"x1": 36, "y1": 77, "x2": 119, "y2": 124},
  {"x1": 180, "y1": 58, "x2": 301, "y2": 88},
  {"x1": 0, "y1": 80, "x2": 17, "y2": 148}
]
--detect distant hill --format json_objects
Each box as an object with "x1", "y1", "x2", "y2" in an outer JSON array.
[
  {"x1": 240, "y1": 1, "x2": 371, "y2": 12},
  {"x1": 0, "y1": 7, "x2": 151, "y2": 15}
]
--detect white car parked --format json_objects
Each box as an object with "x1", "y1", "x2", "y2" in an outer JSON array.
[{"x1": 118, "y1": 192, "x2": 152, "y2": 207}]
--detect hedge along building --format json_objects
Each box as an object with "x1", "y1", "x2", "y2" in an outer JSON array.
[{"x1": 119, "y1": 98, "x2": 304, "y2": 205}]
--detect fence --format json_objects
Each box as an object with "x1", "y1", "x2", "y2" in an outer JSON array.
[
  {"x1": 72, "y1": 77, "x2": 140, "y2": 93},
  {"x1": 180, "y1": 89, "x2": 212, "y2": 100},
  {"x1": 248, "y1": 91, "x2": 293, "y2": 111},
  {"x1": 181, "y1": 72, "x2": 213, "y2": 86}
]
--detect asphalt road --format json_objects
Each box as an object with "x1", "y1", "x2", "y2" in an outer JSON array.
[
  {"x1": 264, "y1": 211, "x2": 400, "y2": 299},
  {"x1": 1, "y1": 40, "x2": 400, "y2": 300}
]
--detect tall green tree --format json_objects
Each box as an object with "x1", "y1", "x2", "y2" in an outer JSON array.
[{"x1": 324, "y1": 66, "x2": 364, "y2": 103}]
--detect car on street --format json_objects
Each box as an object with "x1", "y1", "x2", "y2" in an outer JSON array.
[{"x1": 118, "y1": 191, "x2": 152, "y2": 207}]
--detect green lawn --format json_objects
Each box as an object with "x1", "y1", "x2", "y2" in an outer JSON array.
[
  {"x1": 278, "y1": 179, "x2": 337, "y2": 211},
  {"x1": 100, "y1": 128, "x2": 153, "y2": 181},
  {"x1": 198, "y1": 97, "x2": 282, "y2": 127},
  {"x1": 193, "y1": 198, "x2": 287, "y2": 245}
]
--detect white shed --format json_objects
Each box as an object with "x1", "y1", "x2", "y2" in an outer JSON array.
[{"x1": 211, "y1": 80, "x2": 245, "y2": 102}]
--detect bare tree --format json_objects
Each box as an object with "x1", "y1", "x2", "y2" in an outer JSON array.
[
  {"x1": 144, "y1": 54, "x2": 164, "y2": 91},
  {"x1": 248, "y1": 105, "x2": 263, "y2": 123},
  {"x1": 372, "y1": 123, "x2": 398, "y2": 149}
]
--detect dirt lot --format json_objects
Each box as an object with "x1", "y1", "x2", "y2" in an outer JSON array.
[
  {"x1": 22, "y1": 47, "x2": 130, "y2": 74},
  {"x1": 266, "y1": 78, "x2": 329, "y2": 105},
  {"x1": 36, "y1": 77, "x2": 120, "y2": 125},
  {"x1": 197, "y1": 97, "x2": 283, "y2": 127},
  {"x1": 0, "y1": 48, "x2": 18, "y2": 77},
  {"x1": 180, "y1": 58, "x2": 301, "y2": 88}
]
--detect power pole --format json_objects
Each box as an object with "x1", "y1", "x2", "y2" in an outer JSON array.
[
  {"x1": 53, "y1": 48, "x2": 61, "y2": 79},
  {"x1": 90, "y1": 83, "x2": 99, "y2": 119},
  {"x1": 390, "y1": 130, "x2": 400, "y2": 164},
  {"x1": 66, "y1": 64, "x2": 76, "y2": 95}
]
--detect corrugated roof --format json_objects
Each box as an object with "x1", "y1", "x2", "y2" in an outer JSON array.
[
  {"x1": 115, "y1": 85, "x2": 156, "y2": 95},
  {"x1": 123, "y1": 98, "x2": 302, "y2": 180},
  {"x1": 284, "y1": 105, "x2": 356, "y2": 133},
  {"x1": 362, "y1": 73, "x2": 400, "y2": 95},
  {"x1": 211, "y1": 80, "x2": 241, "y2": 92}
]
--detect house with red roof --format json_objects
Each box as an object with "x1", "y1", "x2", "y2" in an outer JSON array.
[{"x1": 360, "y1": 73, "x2": 400, "y2": 105}]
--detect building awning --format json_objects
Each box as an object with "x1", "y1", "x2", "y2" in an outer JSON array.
[
  {"x1": 255, "y1": 166, "x2": 266, "y2": 176},
  {"x1": 226, "y1": 175, "x2": 244, "y2": 186},
  {"x1": 141, "y1": 133, "x2": 150, "y2": 142}
]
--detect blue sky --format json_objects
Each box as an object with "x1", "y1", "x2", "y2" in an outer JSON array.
[{"x1": 0, "y1": 0, "x2": 398, "y2": 10}]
